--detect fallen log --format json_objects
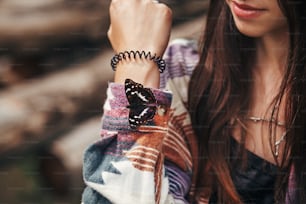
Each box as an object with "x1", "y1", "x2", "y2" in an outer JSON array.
[{"x1": 0, "y1": 50, "x2": 114, "y2": 158}]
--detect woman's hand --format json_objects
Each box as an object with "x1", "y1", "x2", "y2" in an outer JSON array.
[
  {"x1": 108, "y1": 0, "x2": 172, "y2": 87},
  {"x1": 108, "y1": 0, "x2": 172, "y2": 56}
]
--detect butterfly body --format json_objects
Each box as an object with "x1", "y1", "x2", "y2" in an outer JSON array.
[{"x1": 125, "y1": 79, "x2": 157, "y2": 129}]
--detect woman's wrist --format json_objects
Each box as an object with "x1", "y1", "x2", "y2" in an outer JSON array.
[{"x1": 114, "y1": 60, "x2": 160, "y2": 88}]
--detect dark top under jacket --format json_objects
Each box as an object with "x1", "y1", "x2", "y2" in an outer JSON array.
[{"x1": 209, "y1": 137, "x2": 278, "y2": 204}]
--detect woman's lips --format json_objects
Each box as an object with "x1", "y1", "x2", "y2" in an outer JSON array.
[{"x1": 232, "y1": 1, "x2": 266, "y2": 19}]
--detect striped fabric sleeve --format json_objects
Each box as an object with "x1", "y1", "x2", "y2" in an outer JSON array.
[{"x1": 82, "y1": 83, "x2": 176, "y2": 204}]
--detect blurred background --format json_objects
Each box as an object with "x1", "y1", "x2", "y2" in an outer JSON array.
[{"x1": 0, "y1": 0, "x2": 208, "y2": 203}]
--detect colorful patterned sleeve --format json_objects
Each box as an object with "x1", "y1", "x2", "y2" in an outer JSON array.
[{"x1": 82, "y1": 38, "x2": 200, "y2": 204}]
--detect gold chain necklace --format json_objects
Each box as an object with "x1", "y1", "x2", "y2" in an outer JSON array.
[
  {"x1": 244, "y1": 116, "x2": 285, "y2": 127},
  {"x1": 236, "y1": 116, "x2": 287, "y2": 158}
]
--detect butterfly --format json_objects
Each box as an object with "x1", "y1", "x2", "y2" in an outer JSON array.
[{"x1": 125, "y1": 79, "x2": 157, "y2": 129}]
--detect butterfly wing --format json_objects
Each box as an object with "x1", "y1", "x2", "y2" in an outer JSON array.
[
  {"x1": 125, "y1": 79, "x2": 156, "y2": 105},
  {"x1": 124, "y1": 79, "x2": 157, "y2": 129},
  {"x1": 128, "y1": 105, "x2": 157, "y2": 129}
]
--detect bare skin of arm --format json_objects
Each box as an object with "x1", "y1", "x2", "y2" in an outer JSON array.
[{"x1": 107, "y1": 0, "x2": 172, "y2": 88}]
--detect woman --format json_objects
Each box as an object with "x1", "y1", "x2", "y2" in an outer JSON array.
[{"x1": 82, "y1": 0, "x2": 306, "y2": 203}]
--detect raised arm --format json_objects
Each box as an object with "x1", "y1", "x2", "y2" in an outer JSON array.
[{"x1": 81, "y1": 1, "x2": 199, "y2": 204}]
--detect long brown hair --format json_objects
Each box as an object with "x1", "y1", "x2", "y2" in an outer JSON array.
[{"x1": 188, "y1": 0, "x2": 306, "y2": 203}]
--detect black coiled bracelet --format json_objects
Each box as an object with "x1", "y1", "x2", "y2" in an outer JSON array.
[{"x1": 110, "y1": 50, "x2": 166, "y2": 73}]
